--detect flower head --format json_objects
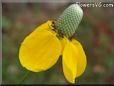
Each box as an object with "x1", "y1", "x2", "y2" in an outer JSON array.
[{"x1": 19, "y1": 4, "x2": 87, "y2": 83}]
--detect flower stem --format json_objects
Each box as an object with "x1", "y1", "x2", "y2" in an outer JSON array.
[{"x1": 19, "y1": 71, "x2": 30, "y2": 84}]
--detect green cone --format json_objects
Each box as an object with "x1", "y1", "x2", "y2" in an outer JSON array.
[{"x1": 55, "y1": 4, "x2": 83, "y2": 37}]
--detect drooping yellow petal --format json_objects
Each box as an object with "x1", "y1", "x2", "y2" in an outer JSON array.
[
  {"x1": 71, "y1": 39, "x2": 87, "y2": 77},
  {"x1": 62, "y1": 37, "x2": 77, "y2": 83},
  {"x1": 59, "y1": 36, "x2": 67, "y2": 54},
  {"x1": 30, "y1": 20, "x2": 55, "y2": 34},
  {"x1": 19, "y1": 21, "x2": 61, "y2": 72}
]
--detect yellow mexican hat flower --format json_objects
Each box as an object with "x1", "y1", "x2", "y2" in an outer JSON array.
[{"x1": 19, "y1": 4, "x2": 87, "y2": 83}]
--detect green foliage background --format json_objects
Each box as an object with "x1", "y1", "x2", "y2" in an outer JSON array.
[{"x1": 2, "y1": 3, "x2": 114, "y2": 84}]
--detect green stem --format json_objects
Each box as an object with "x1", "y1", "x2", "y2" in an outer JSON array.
[{"x1": 19, "y1": 71, "x2": 30, "y2": 84}]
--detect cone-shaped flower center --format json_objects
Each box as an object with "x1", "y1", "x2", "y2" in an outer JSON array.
[{"x1": 55, "y1": 4, "x2": 83, "y2": 38}]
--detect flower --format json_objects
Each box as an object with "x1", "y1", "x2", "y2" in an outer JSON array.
[{"x1": 19, "y1": 20, "x2": 87, "y2": 83}]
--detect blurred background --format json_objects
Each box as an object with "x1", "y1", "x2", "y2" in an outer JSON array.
[{"x1": 2, "y1": 2, "x2": 114, "y2": 84}]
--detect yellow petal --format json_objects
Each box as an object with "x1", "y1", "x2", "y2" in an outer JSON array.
[
  {"x1": 62, "y1": 38, "x2": 77, "y2": 83},
  {"x1": 19, "y1": 21, "x2": 61, "y2": 72},
  {"x1": 59, "y1": 36, "x2": 67, "y2": 54},
  {"x1": 71, "y1": 39, "x2": 87, "y2": 77},
  {"x1": 31, "y1": 20, "x2": 55, "y2": 34}
]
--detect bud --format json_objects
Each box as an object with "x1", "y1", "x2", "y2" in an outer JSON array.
[{"x1": 55, "y1": 4, "x2": 83, "y2": 37}]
